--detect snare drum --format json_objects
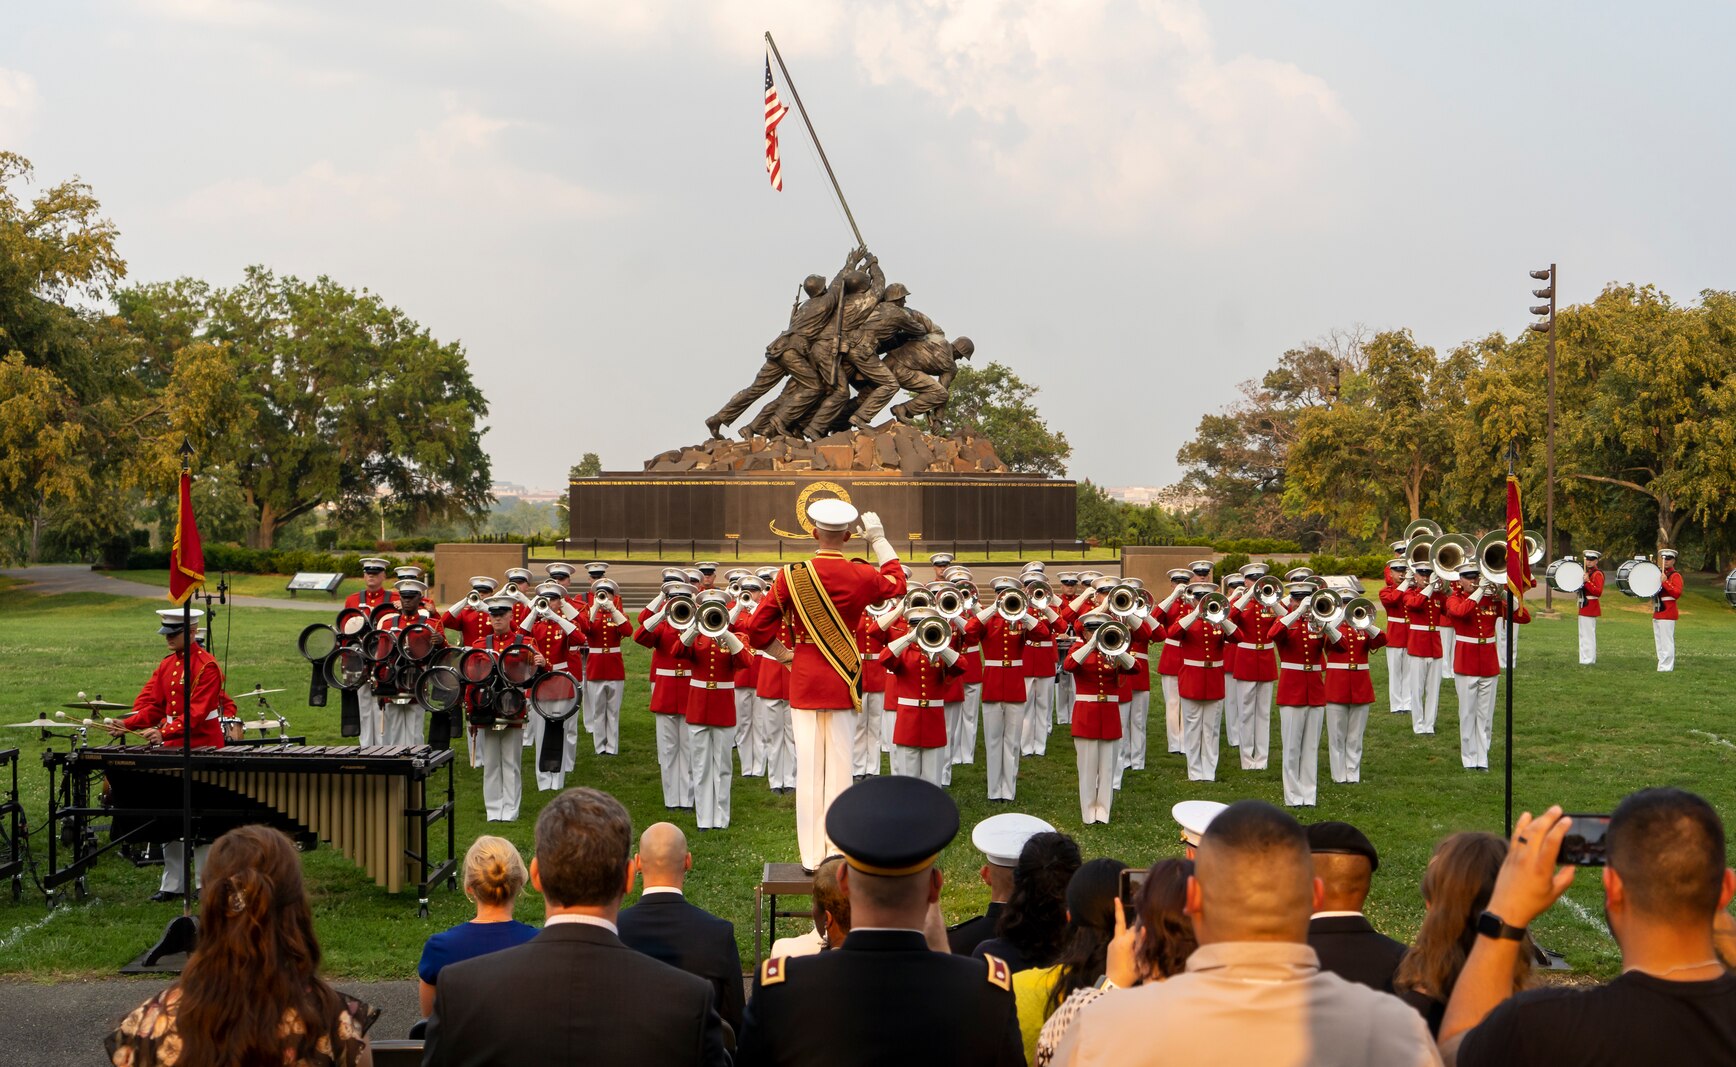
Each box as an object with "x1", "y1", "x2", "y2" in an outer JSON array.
[
  {"x1": 219, "y1": 717, "x2": 246, "y2": 743},
  {"x1": 1616, "y1": 558, "x2": 1663, "y2": 599},
  {"x1": 1545, "y1": 557, "x2": 1586, "y2": 593}
]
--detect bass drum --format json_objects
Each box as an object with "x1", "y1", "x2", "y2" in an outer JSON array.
[
  {"x1": 1545, "y1": 557, "x2": 1586, "y2": 594},
  {"x1": 1724, "y1": 568, "x2": 1736, "y2": 609},
  {"x1": 1616, "y1": 558, "x2": 1663, "y2": 599}
]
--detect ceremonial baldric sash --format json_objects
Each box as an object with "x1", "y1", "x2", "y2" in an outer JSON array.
[{"x1": 784, "y1": 559, "x2": 863, "y2": 711}]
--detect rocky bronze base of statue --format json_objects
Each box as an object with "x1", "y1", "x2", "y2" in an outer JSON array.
[{"x1": 645, "y1": 421, "x2": 1007, "y2": 476}]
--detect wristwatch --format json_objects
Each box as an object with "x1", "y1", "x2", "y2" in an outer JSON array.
[{"x1": 1475, "y1": 911, "x2": 1527, "y2": 941}]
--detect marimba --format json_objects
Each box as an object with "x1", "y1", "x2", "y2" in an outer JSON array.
[{"x1": 43, "y1": 743, "x2": 456, "y2": 914}]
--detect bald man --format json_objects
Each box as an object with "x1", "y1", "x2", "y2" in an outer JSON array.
[
  {"x1": 1051, "y1": 801, "x2": 1439, "y2": 1067},
  {"x1": 616, "y1": 823, "x2": 745, "y2": 1037}
]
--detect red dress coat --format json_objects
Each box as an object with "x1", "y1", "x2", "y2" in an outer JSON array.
[
  {"x1": 1324, "y1": 627, "x2": 1388, "y2": 705},
  {"x1": 343, "y1": 587, "x2": 397, "y2": 613},
  {"x1": 965, "y1": 614, "x2": 1051, "y2": 704},
  {"x1": 1065, "y1": 648, "x2": 1131, "y2": 740},
  {"x1": 1124, "y1": 617, "x2": 1158, "y2": 693},
  {"x1": 1402, "y1": 587, "x2": 1451, "y2": 659},
  {"x1": 1445, "y1": 592, "x2": 1531, "y2": 677},
  {"x1": 524, "y1": 615, "x2": 574, "y2": 674},
  {"x1": 1654, "y1": 568, "x2": 1683, "y2": 620},
  {"x1": 883, "y1": 645, "x2": 961, "y2": 748},
  {"x1": 1378, "y1": 571, "x2": 1411, "y2": 648},
  {"x1": 440, "y1": 605, "x2": 490, "y2": 647},
  {"x1": 1228, "y1": 601, "x2": 1279, "y2": 683},
  {"x1": 1578, "y1": 567, "x2": 1604, "y2": 618},
  {"x1": 124, "y1": 646, "x2": 229, "y2": 748},
  {"x1": 1270, "y1": 618, "x2": 1328, "y2": 708},
  {"x1": 577, "y1": 609, "x2": 631, "y2": 683},
  {"x1": 1167, "y1": 617, "x2": 1232, "y2": 702},
  {"x1": 754, "y1": 612, "x2": 795, "y2": 702},
  {"x1": 1021, "y1": 616, "x2": 1060, "y2": 681},
  {"x1": 666, "y1": 632, "x2": 752, "y2": 728},
  {"x1": 744, "y1": 551, "x2": 908, "y2": 710},
  {"x1": 858, "y1": 613, "x2": 888, "y2": 696},
  {"x1": 635, "y1": 609, "x2": 689, "y2": 716},
  {"x1": 1154, "y1": 599, "x2": 1185, "y2": 677}
]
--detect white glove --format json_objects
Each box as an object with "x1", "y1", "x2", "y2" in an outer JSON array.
[
  {"x1": 1324, "y1": 623, "x2": 1342, "y2": 643},
  {"x1": 1234, "y1": 587, "x2": 1255, "y2": 610},
  {"x1": 551, "y1": 612, "x2": 576, "y2": 635},
  {"x1": 445, "y1": 599, "x2": 467, "y2": 615},
  {"x1": 517, "y1": 612, "x2": 537, "y2": 633},
  {"x1": 976, "y1": 606, "x2": 996, "y2": 624},
  {"x1": 888, "y1": 630, "x2": 919, "y2": 656},
  {"x1": 1220, "y1": 617, "x2": 1238, "y2": 637},
  {"x1": 939, "y1": 646, "x2": 960, "y2": 666},
  {"x1": 1160, "y1": 588, "x2": 1182, "y2": 610},
  {"x1": 610, "y1": 607, "x2": 628, "y2": 626},
  {"x1": 874, "y1": 608, "x2": 898, "y2": 632},
  {"x1": 1114, "y1": 652, "x2": 1137, "y2": 670},
  {"x1": 720, "y1": 630, "x2": 744, "y2": 654},
  {"x1": 1470, "y1": 586, "x2": 1485, "y2": 603},
  {"x1": 646, "y1": 593, "x2": 666, "y2": 613},
  {"x1": 679, "y1": 622, "x2": 698, "y2": 647},
  {"x1": 1019, "y1": 613, "x2": 1038, "y2": 631},
  {"x1": 1070, "y1": 591, "x2": 1094, "y2": 612},
  {"x1": 507, "y1": 587, "x2": 533, "y2": 606},
  {"x1": 728, "y1": 601, "x2": 744, "y2": 623},
  {"x1": 1281, "y1": 604, "x2": 1305, "y2": 627},
  {"x1": 1069, "y1": 634, "x2": 1098, "y2": 663},
  {"x1": 1179, "y1": 609, "x2": 1201, "y2": 630},
  {"x1": 589, "y1": 600, "x2": 601, "y2": 621},
  {"x1": 858, "y1": 510, "x2": 896, "y2": 567},
  {"x1": 641, "y1": 608, "x2": 667, "y2": 632}
]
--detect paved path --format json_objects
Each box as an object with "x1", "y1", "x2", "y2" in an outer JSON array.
[{"x1": 3, "y1": 565, "x2": 334, "y2": 612}]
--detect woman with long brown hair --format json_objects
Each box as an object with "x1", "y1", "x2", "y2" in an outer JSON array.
[
  {"x1": 106, "y1": 825, "x2": 377, "y2": 1066},
  {"x1": 1394, "y1": 830, "x2": 1534, "y2": 1035}
]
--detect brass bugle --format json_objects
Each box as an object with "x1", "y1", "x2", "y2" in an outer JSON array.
[
  {"x1": 1523, "y1": 532, "x2": 1544, "y2": 566},
  {"x1": 666, "y1": 594, "x2": 697, "y2": 628},
  {"x1": 1200, "y1": 591, "x2": 1230, "y2": 624},
  {"x1": 697, "y1": 601, "x2": 731, "y2": 639},
  {"x1": 998, "y1": 588, "x2": 1028, "y2": 621},
  {"x1": 1309, "y1": 588, "x2": 1342, "y2": 627},
  {"x1": 1345, "y1": 596, "x2": 1377, "y2": 631},
  {"x1": 935, "y1": 587, "x2": 965, "y2": 620},
  {"x1": 904, "y1": 588, "x2": 934, "y2": 611},
  {"x1": 1432, "y1": 533, "x2": 1474, "y2": 577},
  {"x1": 466, "y1": 591, "x2": 482, "y2": 608},
  {"x1": 915, "y1": 614, "x2": 953, "y2": 657},
  {"x1": 1096, "y1": 620, "x2": 1131, "y2": 656},
  {"x1": 1027, "y1": 580, "x2": 1052, "y2": 609},
  {"x1": 1107, "y1": 584, "x2": 1139, "y2": 616},
  {"x1": 531, "y1": 595, "x2": 551, "y2": 613},
  {"x1": 1254, "y1": 575, "x2": 1285, "y2": 607}
]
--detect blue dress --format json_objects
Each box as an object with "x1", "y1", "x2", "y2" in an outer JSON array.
[{"x1": 418, "y1": 920, "x2": 539, "y2": 984}]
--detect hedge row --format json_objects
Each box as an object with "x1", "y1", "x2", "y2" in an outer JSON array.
[
  {"x1": 127, "y1": 544, "x2": 436, "y2": 578},
  {"x1": 1214, "y1": 553, "x2": 1387, "y2": 581},
  {"x1": 1209, "y1": 537, "x2": 1304, "y2": 553}
]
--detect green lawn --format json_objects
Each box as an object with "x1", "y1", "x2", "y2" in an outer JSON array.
[
  {"x1": 0, "y1": 574, "x2": 1730, "y2": 982},
  {"x1": 114, "y1": 569, "x2": 362, "y2": 601}
]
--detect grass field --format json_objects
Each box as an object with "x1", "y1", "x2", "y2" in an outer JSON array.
[{"x1": 0, "y1": 572, "x2": 1731, "y2": 984}]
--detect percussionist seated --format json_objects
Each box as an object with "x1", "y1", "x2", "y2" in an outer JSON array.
[{"x1": 105, "y1": 608, "x2": 232, "y2": 901}]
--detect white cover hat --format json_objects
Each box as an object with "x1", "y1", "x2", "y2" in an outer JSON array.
[
  {"x1": 807, "y1": 497, "x2": 859, "y2": 532},
  {"x1": 970, "y1": 812, "x2": 1056, "y2": 867},
  {"x1": 1172, "y1": 799, "x2": 1228, "y2": 848}
]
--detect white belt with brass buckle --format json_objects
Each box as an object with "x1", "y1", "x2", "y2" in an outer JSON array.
[
  {"x1": 1460, "y1": 635, "x2": 1497, "y2": 644},
  {"x1": 1237, "y1": 641, "x2": 1272, "y2": 650},
  {"x1": 1078, "y1": 694, "x2": 1119, "y2": 702},
  {"x1": 689, "y1": 679, "x2": 735, "y2": 690},
  {"x1": 1411, "y1": 624, "x2": 1440, "y2": 631},
  {"x1": 983, "y1": 659, "x2": 1019, "y2": 668},
  {"x1": 896, "y1": 698, "x2": 940, "y2": 707},
  {"x1": 1163, "y1": 639, "x2": 1181, "y2": 647},
  {"x1": 1281, "y1": 663, "x2": 1321, "y2": 672},
  {"x1": 585, "y1": 646, "x2": 618, "y2": 654},
  {"x1": 655, "y1": 668, "x2": 689, "y2": 677},
  {"x1": 1133, "y1": 652, "x2": 1149, "y2": 660},
  {"x1": 1183, "y1": 658, "x2": 1221, "y2": 668},
  {"x1": 1325, "y1": 663, "x2": 1369, "y2": 671},
  {"x1": 1026, "y1": 641, "x2": 1053, "y2": 648}
]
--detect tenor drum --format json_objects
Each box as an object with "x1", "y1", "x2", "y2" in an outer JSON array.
[
  {"x1": 1616, "y1": 558, "x2": 1663, "y2": 599},
  {"x1": 1545, "y1": 558, "x2": 1586, "y2": 594}
]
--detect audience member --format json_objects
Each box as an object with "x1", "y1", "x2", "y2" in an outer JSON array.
[
  {"x1": 772, "y1": 856, "x2": 851, "y2": 957},
  {"x1": 736, "y1": 775, "x2": 1024, "y2": 1066},
  {"x1": 1306, "y1": 820, "x2": 1407, "y2": 992},
  {"x1": 951, "y1": 812, "x2": 1055, "y2": 954},
  {"x1": 1050, "y1": 800, "x2": 1440, "y2": 1066},
  {"x1": 1393, "y1": 831, "x2": 1529, "y2": 1035},
  {"x1": 423, "y1": 788, "x2": 728, "y2": 1066},
  {"x1": 1035, "y1": 858, "x2": 1197, "y2": 1065},
  {"x1": 972, "y1": 830, "x2": 1083, "y2": 973},
  {"x1": 1443, "y1": 789, "x2": 1736, "y2": 1065},
  {"x1": 617, "y1": 822, "x2": 748, "y2": 1038},
  {"x1": 418, "y1": 836, "x2": 537, "y2": 1017},
  {"x1": 1716, "y1": 908, "x2": 1736, "y2": 969},
  {"x1": 105, "y1": 825, "x2": 377, "y2": 1066},
  {"x1": 1013, "y1": 858, "x2": 1126, "y2": 1061}
]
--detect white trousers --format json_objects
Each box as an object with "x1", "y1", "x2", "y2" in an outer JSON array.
[
  {"x1": 1495, "y1": 617, "x2": 1513, "y2": 669},
  {"x1": 1181, "y1": 697, "x2": 1222, "y2": 781},
  {"x1": 1056, "y1": 671, "x2": 1074, "y2": 724},
  {"x1": 854, "y1": 698, "x2": 883, "y2": 776},
  {"x1": 1112, "y1": 700, "x2": 1133, "y2": 790},
  {"x1": 1411, "y1": 655, "x2": 1442, "y2": 733},
  {"x1": 1324, "y1": 703, "x2": 1368, "y2": 783},
  {"x1": 756, "y1": 696, "x2": 796, "y2": 790},
  {"x1": 1441, "y1": 628, "x2": 1456, "y2": 680},
  {"x1": 1127, "y1": 689, "x2": 1151, "y2": 771},
  {"x1": 957, "y1": 682, "x2": 982, "y2": 764},
  {"x1": 382, "y1": 697, "x2": 424, "y2": 747},
  {"x1": 476, "y1": 726, "x2": 524, "y2": 821},
  {"x1": 790, "y1": 707, "x2": 855, "y2": 870},
  {"x1": 942, "y1": 701, "x2": 962, "y2": 785},
  {"x1": 1160, "y1": 675, "x2": 1182, "y2": 753},
  {"x1": 1385, "y1": 646, "x2": 1412, "y2": 712},
  {"x1": 735, "y1": 689, "x2": 760, "y2": 773},
  {"x1": 655, "y1": 713, "x2": 694, "y2": 807},
  {"x1": 583, "y1": 679, "x2": 623, "y2": 755},
  {"x1": 982, "y1": 703, "x2": 1023, "y2": 801},
  {"x1": 1655, "y1": 619, "x2": 1675, "y2": 671},
  {"x1": 1234, "y1": 679, "x2": 1273, "y2": 770},
  {"x1": 1454, "y1": 674, "x2": 1496, "y2": 769},
  {"x1": 1022, "y1": 676, "x2": 1055, "y2": 756},
  {"x1": 159, "y1": 841, "x2": 211, "y2": 895},
  {"x1": 688, "y1": 722, "x2": 733, "y2": 829},
  {"x1": 1074, "y1": 738, "x2": 1117, "y2": 824},
  {"x1": 533, "y1": 713, "x2": 579, "y2": 792},
  {"x1": 891, "y1": 744, "x2": 946, "y2": 786},
  {"x1": 356, "y1": 686, "x2": 384, "y2": 747},
  {"x1": 1578, "y1": 616, "x2": 1597, "y2": 665},
  {"x1": 1279, "y1": 705, "x2": 1324, "y2": 807},
  {"x1": 1223, "y1": 677, "x2": 1242, "y2": 748}
]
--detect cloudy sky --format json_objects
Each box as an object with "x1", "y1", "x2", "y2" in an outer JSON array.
[{"x1": 5, "y1": 1, "x2": 1733, "y2": 490}]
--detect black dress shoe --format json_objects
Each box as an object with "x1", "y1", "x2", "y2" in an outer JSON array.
[{"x1": 149, "y1": 890, "x2": 180, "y2": 903}]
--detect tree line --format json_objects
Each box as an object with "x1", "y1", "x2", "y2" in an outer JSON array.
[{"x1": 0, "y1": 152, "x2": 492, "y2": 563}]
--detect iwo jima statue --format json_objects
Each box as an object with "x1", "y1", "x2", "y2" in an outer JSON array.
[{"x1": 704, "y1": 244, "x2": 975, "y2": 443}]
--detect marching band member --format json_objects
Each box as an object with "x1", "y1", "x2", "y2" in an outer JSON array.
[
  {"x1": 1116, "y1": 584, "x2": 1160, "y2": 784},
  {"x1": 440, "y1": 576, "x2": 499, "y2": 648},
  {"x1": 344, "y1": 558, "x2": 397, "y2": 746},
  {"x1": 1169, "y1": 583, "x2": 1237, "y2": 783},
  {"x1": 1153, "y1": 570, "x2": 1190, "y2": 755},
  {"x1": 578, "y1": 578, "x2": 630, "y2": 756},
  {"x1": 467, "y1": 597, "x2": 526, "y2": 821},
  {"x1": 637, "y1": 582, "x2": 697, "y2": 809},
  {"x1": 1227, "y1": 571, "x2": 1277, "y2": 771},
  {"x1": 665, "y1": 593, "x2": 752, "y2": 830},
  {"x1": 1445, "y1": 564, "x2": 1530, "y2": 770},
  {"x1": 929, "y1": 552, "x2": 954, "y2": 582},
  {"x1": 1378, "y1": 554, "x2": 1413, "y2": 715},
  {"x1": 1401, "y1": 561, "x2": 1450, "y2": 735},
  {"x1": 377, "y1": 579, "x2": 442, "y2": 746},
  {"x1": 1065, "y1": 612, "x2": 1138, "y2": 824},
  {"x1": 953, "y1": 576, "x2": 985, "y2": 768},
  {"x1": 752, "y1": 568, "x2": 797, "y2": 793},
  {"x1": 1577, "y1": 550, "x2": 1604, "y2": 665},
  {"x1": 1654, "y1": 549, "x2": 1683, "y2": 671},
  {"x1": 501, "y1": 567, "x2": 536, "y2": 629},
  {"x1": 695, "y1": 562, "x2": 719, "y2": 591},
  {"x1": 110, "y1": 608, "x2": 230, "y2": 901},
  {"x1": 881, "y1": 608, "x2": 960, "y2": 786},
  {"x1": 520, "y1": 581, "x2": 580, "y2": 791},
  {"x1": 1220, "y1": 575, "x2": 1245, "y2": 751},
  {"x1": 1271, "y1": 583, "x2": 1330, "y2": 807},
  {"x1": 394, "y1": 564, "x2": 425, "y2": 583},
  {"x1": 966, "y1": 588, "x2": 1050, "y2": 802},
  {"x1": 1323, "y1": 601, "x2": 1385, "y2": 785},
  {"x1": 1017, "y1": 572, "x2": 1062, "y2": 758},
  {"x1": 1052, "y1": 573, "x2": 1080, "y2": 723},
  {"x1": 854, "y1": 597, "x2": 894, "y2": 777},
  {"x1": 730, "y1": 577, "x2": 765, "y2": 774}
]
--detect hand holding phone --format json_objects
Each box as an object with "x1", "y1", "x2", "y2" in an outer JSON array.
[{"x1": 1556, "y1": 814, "x2": 1612, "y2": 867}]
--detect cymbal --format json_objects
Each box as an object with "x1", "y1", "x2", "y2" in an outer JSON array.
[
  {"x1": 4, "y1": 718, "x2": 68, "y2": 728},
  {"x1": 235, "y1": 688, "x2": 285, "y2": 697},
  {"x1": 62, "y1": 700, "x2": 127, "y2": 711}
]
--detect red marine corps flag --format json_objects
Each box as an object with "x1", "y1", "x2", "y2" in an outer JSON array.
[
  {"x1": 1505, "y1": 473, "x2": 1535, "y2": 599},
  {"x1": 764, "y1": 55, "x2": 790, "y2": 191},
  {"x1": 169, "y1": 465, "x2": 205, "y2": 604}
]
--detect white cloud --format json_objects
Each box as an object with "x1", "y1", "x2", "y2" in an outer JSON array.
[
  {"x1": 0, "y1": 68, "x2": 39, "y2": 141},
  {"x1": 128, "y1": 0, "x2": 318, "y2": 30}
]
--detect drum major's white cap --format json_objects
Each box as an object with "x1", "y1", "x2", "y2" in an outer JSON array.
[
  {"x1": 1173, "y1": 799, "x2": 1228, "y2": 848},
  {"x1": 970, "y1": 812, "x2": 1055, "y2": 867},
  {"x1": 807, "y1": 497, "x2": 859, "y2": 532}
]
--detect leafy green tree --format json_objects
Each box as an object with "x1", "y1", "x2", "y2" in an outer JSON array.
[
  {"x1": 571, "y1": 453, "x2": 602, "y2": 478},
  {"x1": 1075, "y1": 481, "x2": 1123, "y2": 544},
  {"x1": 941, "y1": 361, "x2": 1071, "y2": 476}
]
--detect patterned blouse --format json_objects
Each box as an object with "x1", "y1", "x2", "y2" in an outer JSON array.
[
  {"x1": 105, "y1": 985, "x2": 376, "y2": 1066},
  {"x1": 1035, "y1": 984, "x2": 1109, "y2": 1066}
]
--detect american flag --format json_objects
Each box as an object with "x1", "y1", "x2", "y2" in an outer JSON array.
[{"x1": 764, "y1": 56, "x2": 790, "y2": 191}]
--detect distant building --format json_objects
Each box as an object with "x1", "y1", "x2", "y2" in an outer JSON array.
[
  {"x1": 1104, "y1": 485, "x2": 1207, "y2": 511},
  {"x1": 491, "y1": 482, "x2": 567, "y2": 504}
]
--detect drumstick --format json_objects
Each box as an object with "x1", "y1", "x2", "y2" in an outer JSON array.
[{"x1": 54, "y1": 710, "x2": 143, "y2": 735}]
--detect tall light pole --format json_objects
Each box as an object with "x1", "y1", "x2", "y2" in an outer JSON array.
[{"x1": 1529, "y1": 265, "x2": 1557, "y2": 610}]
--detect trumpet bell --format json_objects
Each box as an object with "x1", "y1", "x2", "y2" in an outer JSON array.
[
  {"x1": 998, "y1": 589, "x2": 1028, "y2": 621},
  {"x1": 904, "y1": 588, "x2": 934, "y2": 611},
  {"x1": 1309, "y1": 589, "x2": 1342, "y2": 624},
  {"x1": 1431, "y1": 533, "x2": 1474, "y2": 577},
  {"x1": 1523, "y1": 532, "x2": 1545, "y2": 567},
  {"x1": 1096, "y1": 620, "x2": 1131, "y2": 656},
  {"x1": 1199, "y1": 591, "x2": 1230, "y2": 623},
  {"x1": 1407, "y1": 537, "x2": 1435, "y2": 569},
  {"x1": 697, "y1": 602, "x2": 731, "y2": 639},
  {"x1": 1475, "y1": 530, "x2": 1510, "y2": 587},
  {"x1": 1107, "y1": 584, "x2": 1139, "y2": 616},
  {"x1": 666, "y1": 596, "x2": 697, "y2": 628},
  {"x1": 1254, "y1": 575, "x2": 1285, "y2": 607},
  {"x1": 935, "y1": 588, "x2": 965, "y2": 620},
  {"x1": 1345, "y1": 596, "x2": 1377, "y2": 630},
  {"x1": 915, "y1": 615, "x2": 953, "y2": 656}
]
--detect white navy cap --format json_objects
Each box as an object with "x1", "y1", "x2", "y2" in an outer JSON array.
[
  {"x1": 482, "y1": 595, "x2": 514, "y2": 614},
  {"x1": 1584, "y1": 550, "x2": 1602, "y2": 561},
  {"x1": 695, "y1": 561, "x2": 719, "y2": 574},
  {"x1": 359, "y1": 557, "x2": 390, "y2": 571},
  {"x1": 156, "y1": 608, "x2": 205, "y2": 634},
  {"x1": 469, "y1": 575, "x2": 498, "y2": 592},
  {"x1": 930, "y1": 552, "x2": 954, "y2": 566},
  {"x1": 1390, "y1": 539, "x2": 1409, "y2": 553},
  {"x1": 1661, "y1": 548, "x2": 1678, "y2": 560},
  {"x1": 1173, "y1": 799, "x2": 1228, "y2": 848},
  {"x1": 1021, "y1": 561, "x2": 1046, "y2": 573},
  {"x1": 586, "y1": 562, "x2": 609, "y2": 576},
  {"x1": 1457, "y1": 564, "x2": 1481, "y2": 580},
  {"x1": 394, "y1": 565, "x2": 424, "y2": 581},
  {"x1": 545, "y1": 563, "x2": 575, "y2": 579},
  {"x1": 506, "y1": 568, "x2": 533, "y2": 582},
  {"x1": 535, "y1": 581, "x2": 565, "y2": 598},
  {"x1": 395, "y1": 578, "x2": 427, "y2": 596},
  {"x1": 808, "y1": 497, "x2": 859, "y2": 532},
  {"x1": 971, "y1": 812, "x2": 1055, "y2": 867},
  {"x1": 756, "y1": 567, "x2": 777, "y2": 582},
  {"x1": 1189, "y1": 560, "x2": 1214, "y2": 574}
]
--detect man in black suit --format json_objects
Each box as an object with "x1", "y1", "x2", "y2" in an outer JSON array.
[
  {"x1": 947, "y1": 811, "x2": 1051, "y2": 954},
  {"x1": 617, "y1": 822, "x2": 747, "y2": 1039},
  {"x1": 1305, "y1": 820, "x2": 1407, "y2": 992},
  {"x1": 422, "y1": 788, "x2": 729, "y2": 1066},
  {"x1": 736, "y1": 776, "x2": 1024, "y2": 1066}
]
